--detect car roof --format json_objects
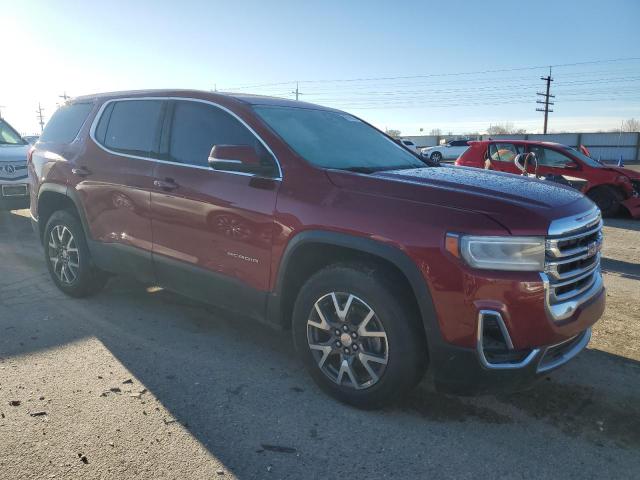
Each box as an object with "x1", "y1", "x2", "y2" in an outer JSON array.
[{"x1": 71, "y1": 89, "x2": 342, "y2": 112}]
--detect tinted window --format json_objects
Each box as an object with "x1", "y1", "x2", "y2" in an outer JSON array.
[
  {"x1": 254, "y1": 106, "x2": 425, "y2": 171},
  {"x1": 529, "y1": 146, "x2": 573, "y2": 167},
  {"x1": 103, "y1": 100, "x2": 163, "y2": 157},
  {"x1": 94, "y1": 102, "x2": 115, "y2": 145},
  {"x1": 169, "y1": 101, "x2": 269, "y2": 168},
  {"x1": 450, "y1": 140, "x2": 469, "y2": 147},
  {"x1": 489, "y1": 143, "x2": 522, "y2": 162},
  {"x1": 40, "y1": 102, "x2": 93, "y2": 143}
]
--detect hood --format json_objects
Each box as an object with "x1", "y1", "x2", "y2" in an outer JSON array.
[
  {"x1": 327, "y1": 165, "x2": 595, "y2": 236},
  {"x1": 0, "y1": 144, "x2": 30, "y2": 163},
  {"x1": 600, "y1": 165, "x2": 640, "y2": 179},
  {"x1": 375, "y1": 166, "x2": 585, "y2": 208}
]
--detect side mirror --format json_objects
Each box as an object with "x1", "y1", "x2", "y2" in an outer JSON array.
[
  {"x1": 565, "y1": 161, "x2": 579, "y2": 170},
  {"x1": 208, "y1": 145, "x2": 261, "y2": 172}
]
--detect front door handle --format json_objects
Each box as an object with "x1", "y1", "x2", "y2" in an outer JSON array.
[
  {"x1": 153, "y1": 178, "x2": 179, "y2": 191},
  {"x1": 71, "y1": 166, "x2": 91, "y2": 177}
]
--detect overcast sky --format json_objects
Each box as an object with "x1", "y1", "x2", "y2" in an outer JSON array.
[{"x1": 1, "y1": 0, "x2": 639, "y2": 135}]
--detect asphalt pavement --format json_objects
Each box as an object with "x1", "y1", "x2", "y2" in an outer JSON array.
[{"x1": 0, "y1": 209, "x2": 639, "y2": 479}]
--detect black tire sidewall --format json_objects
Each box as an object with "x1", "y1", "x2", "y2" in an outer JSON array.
[
  {"x1": 43, "y1": 210, "x2": 104, "y2": 297},
  {"x1": 292, "y1": 264, "x2": 427, "y2": 408},
  {"x1": 431, "y1": 152, "x2": 442, "y2": 162},
  {"x1": 588, "y1": 186, "x2": 621, "y2": 216}
]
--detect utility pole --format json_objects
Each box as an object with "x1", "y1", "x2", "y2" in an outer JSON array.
[
  {"x1": 36, "y1": 103, "x2": 45, "y2": 133},
  {"x1": 59, "y1": 92, "x2": 70, "y2": 102},
  {"x1": 292, "y1": 81, "x2": 302, "y2": 101},
  {"x1": 0, "y1": 105, "x2": 5, "y2": 119},
  {"x1": 536, "y1": 67, "x2": 554, "y2": 134}
]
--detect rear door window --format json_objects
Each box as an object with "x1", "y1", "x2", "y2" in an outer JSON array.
[
  {"x1": 489, "y1": 143, "x2": 521, "y2": 162},
  {"x1": 99, "y1": 100, "x2": 164, "y2": 158},
  {"x1": 40, "y1": 102, "x2": 94, "y2": 143}
]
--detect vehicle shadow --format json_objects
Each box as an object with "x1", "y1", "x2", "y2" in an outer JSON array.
[
  {"x1": 601, "y1": 257, "x2": 640, "y2": 281},
  {"x1": 604, "y1": 218, "x2": 640, "y2": 232},
  {"x1": 2, "y1": 210, "x2": 640, "y2": 478}
]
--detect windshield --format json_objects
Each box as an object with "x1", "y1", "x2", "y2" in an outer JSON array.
[
  {"x1": 0, "y1": 119, "x2": 27, "y2": 146},
  {"x1": 563, "y1": 147, "x2": 602, "y2": 168},
  {"x1": 254, "y1": 106, "x2": 426, "y2": 172}
]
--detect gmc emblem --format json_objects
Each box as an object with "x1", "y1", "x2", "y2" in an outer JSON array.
[{"x1": 586, "y1": 241, "x2": 598, "y2": 258}]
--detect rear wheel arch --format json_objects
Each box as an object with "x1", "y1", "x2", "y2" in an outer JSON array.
[
  {"x1": 271, "y1": 231, "x2": 440, "y2": 345},
  {"x1": 37, "y1": 185, "x2": 90, "y2": 243}
]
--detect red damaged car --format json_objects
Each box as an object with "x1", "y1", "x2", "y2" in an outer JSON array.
[{"x1": 456, "y1": 140, "x2": 640, "y2": 218}]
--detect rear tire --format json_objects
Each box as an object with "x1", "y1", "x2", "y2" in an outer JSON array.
[
  {"x1": 43, "y1": 210, "x2": 108, "y2": 297},
  {"x1": 587, "y1": 186, "x2": 623, "y2": 217},
  {"x1": 292, "y1": 263, "x2": 427, "y2": 408}
]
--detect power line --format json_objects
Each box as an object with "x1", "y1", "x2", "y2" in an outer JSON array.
[{"x1": 224, "y1": 56, "x2": 640, "y2": 90}]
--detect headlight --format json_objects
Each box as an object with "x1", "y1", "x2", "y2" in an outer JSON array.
[{"x1": 447, "y1": 234, "x2": 545, "y2": 271}]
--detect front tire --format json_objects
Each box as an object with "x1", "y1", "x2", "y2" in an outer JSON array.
[
  {"x1": 587, "y1": 186, "x2": 623, "y2": 217},
  {"x1": 430, "y1": 151, "x2": 442, "y2": 163},
  {"x1": 44, "y1": 210, "x2": 108, "y2": 297},
  {"x1": 292, "y1": 264, "x2": 427, "y2": 408}
]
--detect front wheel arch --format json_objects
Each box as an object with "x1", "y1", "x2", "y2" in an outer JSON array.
[{"x1": 271, "y1": 231, "x2": 441, "y2": 346}]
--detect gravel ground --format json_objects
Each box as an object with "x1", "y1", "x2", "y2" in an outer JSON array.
[{"x1": 0, "y1": 209, "x2": 638, "y2": 479}]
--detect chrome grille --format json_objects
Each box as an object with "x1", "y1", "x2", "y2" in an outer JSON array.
[{"x1": 544, "y1": 208, "x2": 603, "y2": 309}]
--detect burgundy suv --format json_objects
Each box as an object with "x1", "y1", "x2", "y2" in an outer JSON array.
[{"x1": 28, "y1": 90, "x2": 605, "y2": 407}]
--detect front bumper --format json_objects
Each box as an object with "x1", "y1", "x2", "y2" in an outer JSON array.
[
  {"x1": 432, "y1": 328, "x2": 592, "y2": 394},
  {"x1": 428, "y1": 271, "x2": 605, "y2": 394},
  {"x1": 621, "y1": 195, "x2": 640, "y2": 218}
]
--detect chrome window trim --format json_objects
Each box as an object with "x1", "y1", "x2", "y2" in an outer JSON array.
[
  {"x1": 476, "y1": 310, "x2": 540, "y2": 370},
  {"x1": 88, "y1": 96, "x2": 283, "y2": 180}
]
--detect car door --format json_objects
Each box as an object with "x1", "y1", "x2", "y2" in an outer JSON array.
[
  {"x1": 527, "y1": 145, "x2": 581, "y2": 180},
  {"x1": 486, "y1": 142, "x2": 522, "y2": 174},
  {"x1": 80, "y1": 98, "x2": 165, "y2": 282},
  {"x1": 150, "y1": 99, "x2": 280, "y2": 318}
]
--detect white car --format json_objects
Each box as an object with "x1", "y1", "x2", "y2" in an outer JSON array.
[
  {"x1": 398, "y1": 138, "x2": 420, "y2": 154},
  {"x1": 0, "y1": 118, "x2": 31, "y2": 210},
  {"x1": 421, "y1": 140, "x2": 469, "y2": 163}
]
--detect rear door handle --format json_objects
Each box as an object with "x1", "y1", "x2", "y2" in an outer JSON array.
[
  {"x1": 71, "y1": 166, "x2": 91, "y2": 177},
  {"x1": 153, "y1": 178, "x2": 179, "y2": 191}
]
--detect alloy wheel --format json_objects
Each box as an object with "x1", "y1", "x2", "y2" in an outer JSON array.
[
  {"x1": 48, "y1": 225, "x2": 80, "y2": 285},
  {"x1": 307, "y1": 292, "x2": 389, "y2": 390}
]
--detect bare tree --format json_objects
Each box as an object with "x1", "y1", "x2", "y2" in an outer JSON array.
[
  {"x1": 429, "y1": 128, "x2": 442, "y2": 136},
  {"x1": 486, "y1": 122, "x2": 526, "y2": 135},
  {"x1": 622, "y1": 118, "x2": 640, "y2": 132},
  {"x1": 385, "y1": 129, "x2": 401, "y2": 138}
]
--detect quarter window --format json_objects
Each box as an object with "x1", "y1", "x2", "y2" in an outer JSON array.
[
  {"x1": 40, "y1": 102, "x2": 94, "y2": 144},
  {"x1": 489, "y1": 143, "x2": 521, "y2": 162},
  {"x1": 169, "y1": 100, "x2": 273, "y2": 171},
  {"x1": 99, "y1": 100, "x2": 164, "y2": 157}
]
